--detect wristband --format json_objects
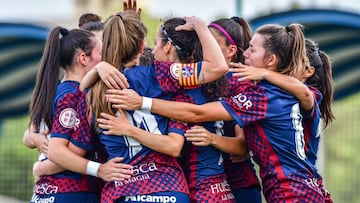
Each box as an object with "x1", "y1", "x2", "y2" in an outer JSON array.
[
  {"x1": 86, "y1": 161, "x2": 101, "y2": 177},
  {"x1": 141, "y1": 97, "x2": 153, "y2": 111}
]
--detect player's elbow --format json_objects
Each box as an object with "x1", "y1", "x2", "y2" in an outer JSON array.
[
  {"x1": 166, "y1": 144, "x2": 183, "y2": 158},
  {"x1": 219, "y1": 63, "x2": 228, "y2": 75}
]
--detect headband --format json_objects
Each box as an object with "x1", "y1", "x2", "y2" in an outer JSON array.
[
  {"x1": 161, "y1": 24, "x2": 183, "y2": 52},
  {"x1": 209, "y1": 23, "x2": 236, "y2": 46}
]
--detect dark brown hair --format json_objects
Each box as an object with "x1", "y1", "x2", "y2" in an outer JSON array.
[
  {"x1": 305, "y1": 38, "x2": 335, "y2": 127},
  {"x1": 29, "y1": 27, "x2": 96, "y2": 130}
]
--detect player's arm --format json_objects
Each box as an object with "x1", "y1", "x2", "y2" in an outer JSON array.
[
  {"x1": 176, "y1": 16, "x2": 228, "y2": 84},
  {"x1": 185, "y1": 124, "x2": 247, "y2": 155},
  {"x1": 23, "y1": 124, "x2": 48, "y2": 151},
  {"x1": 97, "y1": 112, "x2": 184, "y2": 157},
  {"x1": 230, "y1": 62, "x2": 314, "y2": 111},
  {"x1": 80, "y1": 61, "x2": 128, "y2": 91},
  {"x1": 151, "y1": 99, "x2": 232, "y2": 123},
  {"x1": 105, "y1": 88, "x2": 232, "y2": 123},
  {"x1": 33, "y1": 159, "x2": 65, "y2": 177}
]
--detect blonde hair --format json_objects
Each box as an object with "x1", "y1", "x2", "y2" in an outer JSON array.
[{"x1": 87, "y1": 12, "x2": 147, "y2": 124}]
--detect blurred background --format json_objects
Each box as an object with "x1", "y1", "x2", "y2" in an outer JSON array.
[{"x1": 0, "y1": 0, "x2": 359, "y2": 202}]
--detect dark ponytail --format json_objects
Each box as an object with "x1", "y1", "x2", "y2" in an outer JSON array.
[
  {"x1": 29, "y1": 26, "x2": 95, "y2": 130},
  {"x1": 29, "y1": 27, "x2": 62, "y2": 130},
  {"x1": 305, "y1": 39, "x2": 335, "y2": 128}
]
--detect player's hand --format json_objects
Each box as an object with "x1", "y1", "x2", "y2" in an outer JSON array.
[
  {"x1": 97, "y1": 157, "x2": 133, "y2": 181},
  {"x1": 29, "y1": 125, "x2": 49, "y2": 156},
  {"x1": 96, "y1": 62, "x2": 128, "y2": 89},
  {"x1": 185, "y1": 125, "x2": 214, "y2": 146},
  {"x1": 105, "y1": 89, "x2": 142, "y2": 110},
  {"x1": 175, "y1": 16, "x2": 206, "y2": 32},
  {"x1": 229, "y1": 62, "x2": 268, "y2": 82},
  {"x1": 123, "y1": 0, "x2": 141, "y2": 18},
  {"x1": 97, "y1": 111, "x2": 131, "y2": 136}
]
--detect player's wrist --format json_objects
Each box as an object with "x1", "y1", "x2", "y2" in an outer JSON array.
[
  {"x1": 86, "y1": 161, "x2": 101, "y2": 177},
  {"x1": 141, "y1": 97, "x2": 152, "y2": 111}
]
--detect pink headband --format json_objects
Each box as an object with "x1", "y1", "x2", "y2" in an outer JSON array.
[{"x1": 209, "y1": 23, "x2": 236, "y2": 46}]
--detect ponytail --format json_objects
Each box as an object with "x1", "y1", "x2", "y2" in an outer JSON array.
[
  {"x1": 305, "y1": 38, "x2": 335, "y2": 128},
  {"x1": 30, "y1": 26, "x2": 95, "y2": 130},
  {"x1": 29, "y1": 27, "x2": 62, "y2": 130},
  {"x1": 318, "y1": 51, "x2": 335, "y2": 127}
]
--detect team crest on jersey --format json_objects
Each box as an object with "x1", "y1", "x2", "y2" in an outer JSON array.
[
  {"x1": 59, "y1": 108, "x2": 79, "y2": 129},
  {"x1": 170, "y1": 63, "x2": 181, "y2": 80}
]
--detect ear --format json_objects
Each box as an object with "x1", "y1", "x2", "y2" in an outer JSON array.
[
  {"x1": 226, "y1": 45, "x2": 238, "y2": 58},
  {"x1": 266, "y1": 54, "x2": 278, "y2": 70},
  {"x1": 303, "y1": 66, "x2": 315, "y2": 79},
  {"x1": 163, "y1": 41, "x2": 172, "y2": 55},
  {"x1": 78, "y1": 52, "x2": 89, "y2": 66}
]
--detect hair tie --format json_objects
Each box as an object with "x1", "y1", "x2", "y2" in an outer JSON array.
[
  {"x1": 230, "y1": 16, "x2": 240, "y2": 23},
  {"x1": 209, "y1": 23, "x2": 236, "y2": 46},
  {"x1": 285, "y1": 26, "x2": 291, "y2": 33},
  {"x1": 60, "y1": 28, "x2": 69, "y2": 37},
  {"x1": 116, "y1": 13, "x2": 123, "y2": 20}
]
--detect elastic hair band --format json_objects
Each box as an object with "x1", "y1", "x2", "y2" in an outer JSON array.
[
  {"x1": 60, "y1": 28, "x2": 69, "y2": 37},
  {"x1": 285, "y1": 26, "x2": 292, "y2": 33},
  {"x1": 116, "y1": 13, "x2": 123, "y2": 20},
  {"x1": 209, "y1": 23, "x2": 236, "y2": 46}
]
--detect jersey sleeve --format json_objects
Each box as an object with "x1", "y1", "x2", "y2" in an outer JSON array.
[
  {"x1": 51, "y1": 91, "x2": 92, "y2": 150},
  {"x1": 154, "y1": 61, "x2": 202, "y2": 93},
  {"x1": 71, "y1": 92, "x2": 93, "y2": 150},
  {"x1": 221, "y1": 81, "x2": 268, "y2": 128},
  {"x1": 168, "y1": 119, "x2": 188, "y2": 136},
  {"x1": 301, "y1": 86, "x2": 322, "y2": 119}
]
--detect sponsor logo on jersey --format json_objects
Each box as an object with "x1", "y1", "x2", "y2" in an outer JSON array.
[
  {"x1": 31, "y1": 194, "x2": 55, "y2": 203},
  {"x1": 59, "y1": 108, "x2": 79, "y2": 129},
  {"x1": 232, "y1": 93, "x2": 253, "y2": 110},
  {"x1": 210, "y1": 180, "x2": 235, "y2": 201},
  {"x1": 124, "y1": 195, "x2": 177, "y2": 203},
  {"x1": 34, "y1": 183, "x2": 58, "y2": 194},
  {"x1": 114, "y1": 162, "x2": 158, "y2": 186}
]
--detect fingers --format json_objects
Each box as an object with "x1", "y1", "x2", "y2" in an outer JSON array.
[
  {"x1": 114, "y1": 72, "x2": 129, "y2": 89},
  {"x1": 110, "y1": 157, "x2": 125, "y2": 163},
  {"x1": 104, "y1": 77, "x2": 120, "y2": 89},
  {"x1": 99, "y1": 112, "x2": 114, "y2": 120}
]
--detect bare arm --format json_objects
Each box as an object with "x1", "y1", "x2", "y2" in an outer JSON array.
[
  {"x1": 230, "y1": 62, "x2": 314, "y2": 111},
  {"x1": 47, "y1": 137, "x2": 133, "y2": 181},
  {"x1": 33, "y1": 159, "x2": 65, "y2": 177},
  {"x1": 104, "y1": 88, "x2": 232, "y2": 123},
  {"x1": 151, "y1": 99, "x2": 233, "y2": 123},
  {"x1": 23, "y1": 127, "x2": 48, "y2": 154},
  {"x1": 176, "y1": 16, "x2": 228, "y2": 84},
  {"x1": 80, "y1": 61, "x2": 129, "y2": 91},
  {"x1": 97, "y1": 112, "x2": 184, "y2": 157}
]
